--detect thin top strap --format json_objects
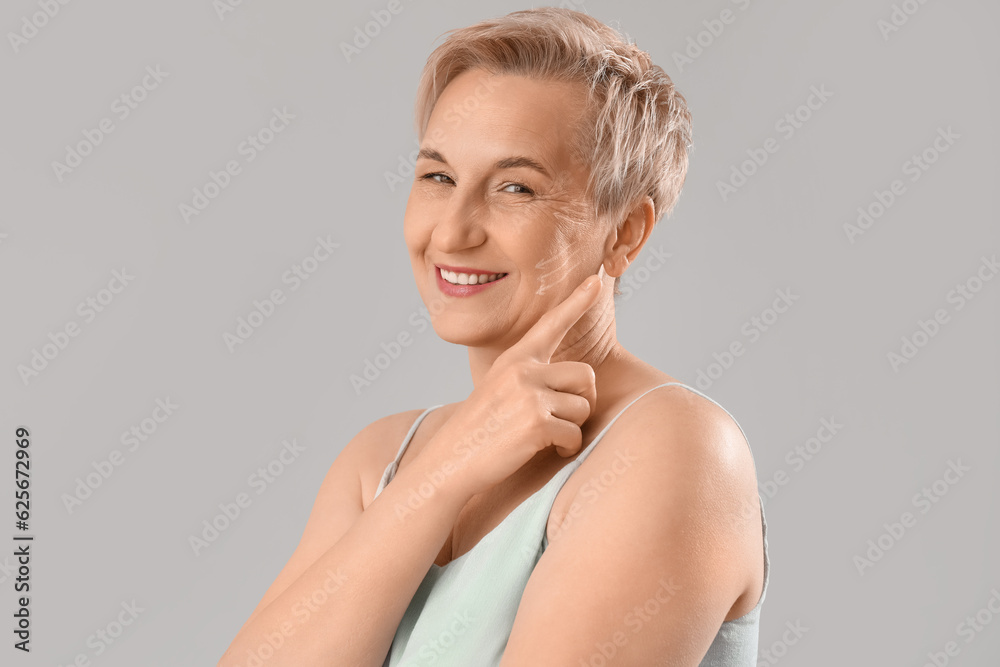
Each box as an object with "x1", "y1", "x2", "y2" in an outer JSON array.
[
  {"x1": 389, "y1": 403, "x2": 446, "y2": 467},
  {"x1": 379, "y1": 381, "x2": 752, "y2": 495},
  {"x1": 569, "y1": 381, "x2": 747, "y2": 468}
]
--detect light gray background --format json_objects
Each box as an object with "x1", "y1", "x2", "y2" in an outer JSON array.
[{"x1": 2, "y1": 0, "x2": 998, "y2": 665}]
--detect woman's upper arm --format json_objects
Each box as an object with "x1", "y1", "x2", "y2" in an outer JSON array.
[
  {"x1": 500, "y1": 389, "x2": 761, "y2": 665},
  {"x1": 240, "y1": 409, "x2": 421, "y2": 626}
]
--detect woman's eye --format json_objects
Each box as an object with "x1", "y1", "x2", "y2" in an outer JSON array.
[
  {"x1": 502, "y1": 182, "x2": 534, "y2": 195},
  {"x1": 419, "y1": 173, "x2": 533, "y2": 196},
  {"x1": 420, "y1": 172, "x2": 454, "y2": 184}
]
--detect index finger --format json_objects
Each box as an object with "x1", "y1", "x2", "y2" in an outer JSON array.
[{"x1": 517, "y1": 267, "x2": 603, "y2": 362}]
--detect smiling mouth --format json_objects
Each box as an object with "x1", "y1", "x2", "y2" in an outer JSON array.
[{"x1": 436, "y1": 265, "x2": 509, "y2": 286}]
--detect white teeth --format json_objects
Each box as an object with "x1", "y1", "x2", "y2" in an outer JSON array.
[{"x1": 441, "y1": 270, "x2": 507, "y2": 286}]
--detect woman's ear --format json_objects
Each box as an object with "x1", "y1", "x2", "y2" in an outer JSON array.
[{"x1": 604, "y1": 196, "x2": 654, "y2": 277}]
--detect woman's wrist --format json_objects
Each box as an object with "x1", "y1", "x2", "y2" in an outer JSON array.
[{"x1": 394, "y1": 436, "x2": 479, "y2": 511}]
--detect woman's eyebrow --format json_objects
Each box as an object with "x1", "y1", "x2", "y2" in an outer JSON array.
[
  {"x1": 494, "y1": 155, "x2": 550, "y2": 178},
  {"x1": 416, "y1": 148, "x2": 551, "y2": 178}
]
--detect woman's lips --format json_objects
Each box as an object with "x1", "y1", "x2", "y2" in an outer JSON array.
[{"x1": 435, "y1": 266, "x2": 509, "y2": 296}]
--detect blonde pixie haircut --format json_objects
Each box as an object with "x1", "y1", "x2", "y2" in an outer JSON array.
[{"x1": 413, "y1": 7, "x2": 693, "y2": 295}]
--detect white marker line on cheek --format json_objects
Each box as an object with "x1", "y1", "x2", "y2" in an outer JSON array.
[{"x1": 532, "y1": 204, "x2": 595, "y2": 295}]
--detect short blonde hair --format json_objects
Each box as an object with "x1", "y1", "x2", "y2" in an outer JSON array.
[{"x1": 413, "y1": 7, "x2": 692, "y2": 294}]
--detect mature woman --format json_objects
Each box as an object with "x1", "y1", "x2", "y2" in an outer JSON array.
[{"x1": 222, "y1": 7, "x2": 768, "y2": 666}]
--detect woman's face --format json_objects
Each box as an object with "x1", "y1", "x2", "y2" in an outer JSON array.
[{"x1": 404, "y1": 68, "x2": 608, "y2": 348}]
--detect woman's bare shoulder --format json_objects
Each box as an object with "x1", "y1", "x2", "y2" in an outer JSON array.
[{"x1": 354, "y1": 402, "x2": 460, "y2": 509}]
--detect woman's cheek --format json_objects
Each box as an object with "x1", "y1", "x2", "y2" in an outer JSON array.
[{"x1": 529, "y1": 239, "x2": 580, "y2": 296}]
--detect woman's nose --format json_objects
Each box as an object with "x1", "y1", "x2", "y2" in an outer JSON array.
[{"x1": 431, "y1": 193, "x2": 487, "y2": 251}]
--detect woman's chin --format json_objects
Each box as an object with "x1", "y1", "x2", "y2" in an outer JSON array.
[{"x1": 430, "y1": 321, "x2": 509, "y2": 348}]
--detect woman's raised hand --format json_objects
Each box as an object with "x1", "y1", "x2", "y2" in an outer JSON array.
[{"x1": 417, "y1": 271, "x2": 603, "y2": 501}]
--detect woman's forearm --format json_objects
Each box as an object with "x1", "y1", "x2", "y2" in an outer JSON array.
[{"x1": 219, "y1": 447, "x2": 471, "y2": 667}]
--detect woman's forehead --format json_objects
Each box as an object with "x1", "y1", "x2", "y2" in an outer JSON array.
[
  {"x1": 426, "y1": 72, "x2": 590, "y2": 171},
  {"x1": 432, "y1": 70, "x2": 588, "y2": 130}
]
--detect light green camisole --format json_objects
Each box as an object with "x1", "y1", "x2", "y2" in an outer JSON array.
[{"x1": 375, "y1": 381, "x2": 770, "y2": 666}]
